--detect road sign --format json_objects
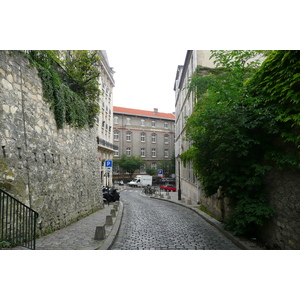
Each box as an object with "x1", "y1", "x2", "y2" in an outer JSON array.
[
  {"x1": 105, "y1": 160, "x2": 113, "y2": 168},
  {"x1": 158, "y1": 169, "x2": 163, "y2": 177}
]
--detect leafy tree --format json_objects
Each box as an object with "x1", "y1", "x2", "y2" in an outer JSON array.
[
  {"x1": 145, "y1": 167, "x2": 157, "y2": 176},
  {"x1": 182, "y1": 50, "x2": 275, "y2": 235},
  {"x1": 246, "y1": 50, "x2": 300, "y2": 147},
  {"x1": 24, "y1": 50, "x2": 101, "y2": 129},
  {"x1": 158, "y1": 156, "x2": 175, "y2": 177},
  {"x1": 114, "y1": 154, "x2": 144, "y2": 178}
]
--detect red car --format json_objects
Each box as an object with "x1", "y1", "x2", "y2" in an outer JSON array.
[{"x1": 160, "y1": 185, "x2": 176, "y2": 192}]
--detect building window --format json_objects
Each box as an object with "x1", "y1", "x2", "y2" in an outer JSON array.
[
  {"x1": 164, "y1": 149, "x2": 169, "y2": 158},
  {"x1": 151, "y1": 133, "x2": 156, "y2": 143},
  {"x1": 151, "y1": 162, "x2": 157, "y2": 169},
  {"x1": 152, "y1": 120, "x2": 156, "y2": 127},
  {"x1": 141, "y1": 119, "x2": 145, "y2": 126},
  {"x1": 164, "y1": 134, "x2": 169, "y2": 144},
  {"x1": 114, "y1": 131, "x2": 119, "y2": 141},
  {"x1": 152, "y1": 148, "x2": 156, "y2": 157},
  {"x1": 114, "y1": 116, "x2": 119, "y2": 124},
  {"x1": 141, "y1": 148, "x2": 145, "y2": 157},
  {"x1": 126, "y1": 131, "x2": 131, "y2": 142},
  {"x1": 126, "y1": 118, "x2": 131, "y2": 125},
  {"x1": 140, "y1": 164, "x2": 146, "y2": 173},
  {"x1": 164, "y1": 122, "x2": 168, "y2": 129},
  {"x1": 141, "y1": 132, "x2": 146, "y2": 142},
  {"x1": 126, "y1": 147, "x2": 131, "y2": 156},
  {"x1": 114, "y1": 149, "x2": 119, "y2": 156}
]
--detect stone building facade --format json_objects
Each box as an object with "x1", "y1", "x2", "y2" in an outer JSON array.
[
  {"x1": 174, "y1": 51, "x2": 224, "y2": 213},
  {"x1": 96, "y1": 51, "x2": 117, "y2": 187},
  {"x1": 113, "y1": 106, "x2": 175, "y2": 180},
  {"x1": 0, "y1": 51, "x2": 104, "y2": 237}
]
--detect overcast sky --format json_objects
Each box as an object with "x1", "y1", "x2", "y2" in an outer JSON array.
[{"x1": 106, "y1": 48, "x2": 187, "y2": 113}]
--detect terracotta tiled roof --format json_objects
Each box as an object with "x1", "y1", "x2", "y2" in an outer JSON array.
[{"x1": 113, "y1": 106, "x2": 175, "y2": 120}]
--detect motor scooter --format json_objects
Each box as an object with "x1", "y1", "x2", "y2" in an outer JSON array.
[{"x1": 102, "y1": 186, "x2": 120, "y2": 204}]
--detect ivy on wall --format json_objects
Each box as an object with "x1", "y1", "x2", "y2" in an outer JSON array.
[
  {"x1": 182, "y1": 50, "x2": 300, "y2": 235},
  {"x1": 24, "y1": 50, "x2": 101, "y2": 129}
]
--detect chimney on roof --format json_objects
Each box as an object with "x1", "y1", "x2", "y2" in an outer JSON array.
[{"x1": 154, "y1": 108, "x2": 158, "y2": 115}]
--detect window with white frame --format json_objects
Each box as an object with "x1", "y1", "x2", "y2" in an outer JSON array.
[
  {"x1": 164, "y1": 122, "x2": 168, "y2": 129},
  {"x1": 152, "y1": 148, "x2": 156, "y2": 157},
  {"x1": 164, "y1": 149, "x2": 169, "y2": 158},
  {"x1": 114, "y1": 116, "x2": 119, "y2": 124},
  {"x1": 141, "y1": 119, "x2": 145, "y2": 126},
  {"x1": 151, "y1": 162, "x2": 157, "y2": 169},
  {"x1": 151, "y1": 133, "x2": 156, "y2": 143},
  {"x1": 114, "y1": 149, "x2": 119, "y2": 156},
  {"x1": 126, "y1": 117, "x2": 131, "y2": 125},
  {"x1": 126, "y1": 147, "x2": 131, "y2": 156},
  {"x1": 126, "y1": 131, "x2": 131, "y2": 142},
  {"x1": 114, "y1": 131, "x2": 119, "y2": 141},
  {"x1": 151, "y1": 120, "x2": 156, "y2": 127},
  {"x1": 140, "y1": 164, "x2": 146, "y2": 173},
  {"x1": 141, "y1": 132, "x2": 146, "y2": 142},
  {"x1": 141, "y1": 148, "x2": 145, "y2": 157},
  {"x1": 164, "y1": 134, "x2": 169, "y2": 144}
]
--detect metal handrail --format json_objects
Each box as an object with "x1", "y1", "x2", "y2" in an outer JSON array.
[{"x1": 0, "y1": 189, "x2": 39, "y2": 250}]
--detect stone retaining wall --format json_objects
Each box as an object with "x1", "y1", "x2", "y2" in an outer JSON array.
[
  {"x1": 0, "y1": 51, "x2": 103, "y2": 237},
  {"x1": 261, "y1": 169, "x2": 300, "y2": 249}
]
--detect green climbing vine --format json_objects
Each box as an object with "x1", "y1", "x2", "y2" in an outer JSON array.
[
  {"x1": 24, "y1": 50, "x2": 101, "y2": 129},
  {"x1": 182, "y1": 50, "x2": 300, "y2": 236}
]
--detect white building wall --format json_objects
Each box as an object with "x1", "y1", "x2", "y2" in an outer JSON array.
[
  {"x1": 97, "y1": 51, "x2": 115, "y2": 187},
  {"x1": 174, "y1": 50, "x2": 215, "y2": 203}
]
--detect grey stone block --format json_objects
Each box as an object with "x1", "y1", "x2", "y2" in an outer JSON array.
[
  {"x1": 106, "y1": 215, "x2": 113, "y2": 225},
  {"x1": 110, "y1": 209, "x2": 116, "y2": 217},
  {"x1": 94, "y1": 226, "x2": 106, "y2": 240}
]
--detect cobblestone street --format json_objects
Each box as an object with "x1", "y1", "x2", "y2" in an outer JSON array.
[{"x1": 111, "y1": 189, "x2": 240, "y2": 250}]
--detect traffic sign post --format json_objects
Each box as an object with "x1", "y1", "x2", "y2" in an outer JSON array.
[
  {"x1": 158, "y1": 169, "x2": 163, "y2": 178},
  {"x1": 105, "y1": 160, "x2": 113, "y2": 168},
  {"x1": 104, "y1": 160, "x2": 113, "y2": 187}
]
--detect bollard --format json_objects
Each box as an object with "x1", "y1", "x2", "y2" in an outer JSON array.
[
  {"x1": 110, "y1": 209, "x2": 116, "y2": 217},
  {"x1": 94, "y1": 226, "x2": 106, "y2": 240},
  {"x1": 113, "y1": 205, "x2": 118, "y2": 211},
  {"x1": 106, "y1": 215, "x2": 113, "y2": 225},
  {"x1": 187, "y1": 199, "x2": 192, "y2": 205}
]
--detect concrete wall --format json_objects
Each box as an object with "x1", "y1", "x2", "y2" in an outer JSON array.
[{"x1": 0, "y1": 51, "x2": 104, "y2": 237}]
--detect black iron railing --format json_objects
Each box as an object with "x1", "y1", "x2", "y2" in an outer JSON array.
[
  {"x1": 96, "y1": 137, "x2": 118, "y2": 151},
  {"x1": 0, "y1": 189, "x2": 39, "y2": 250}
]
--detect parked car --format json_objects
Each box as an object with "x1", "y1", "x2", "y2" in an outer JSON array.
[
  {"x1": 160, "y1": 184, "x2": 176, "y2": 192},
  {"x1": 102, "y1": 186, "x2": 120, "y2": 203}
]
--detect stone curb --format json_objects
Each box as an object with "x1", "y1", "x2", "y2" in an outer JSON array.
[
  {"x1": 146, "y1": 194, "x2": 261, "y2": 250},
  {"x1": 96, "y1": 200, "x2": 124, "y2": 250}
]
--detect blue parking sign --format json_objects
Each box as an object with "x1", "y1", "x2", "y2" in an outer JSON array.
[
  {"x1": 105, "y1": 160, "x2": 113, "y2": 168},
  {"x1": 158, "y1": 169, "x2": 163, "y2": 175}
]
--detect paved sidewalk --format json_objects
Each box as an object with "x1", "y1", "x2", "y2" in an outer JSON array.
[{"x1": 14, "y1": 200, "x2": 123, "y2": 250}]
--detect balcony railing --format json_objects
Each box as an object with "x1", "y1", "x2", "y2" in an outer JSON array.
[{"x1": 96, "y1": 137, "x2": 118, "y2": 151}]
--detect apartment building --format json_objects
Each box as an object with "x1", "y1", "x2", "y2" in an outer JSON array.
[
  {"x1": 113, "y1": 106, "x2": 175, "y2": 179},
  {"x1": 96, "y1": 51, "x2": 117, "y2": 186},
  {"x1": 174, "y1": 50, "x2": 215, "y2": 202}
]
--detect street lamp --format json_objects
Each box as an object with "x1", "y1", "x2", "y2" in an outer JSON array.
[{"x1": 177, "y1": 154, "x2": 181, "y2": 200}]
